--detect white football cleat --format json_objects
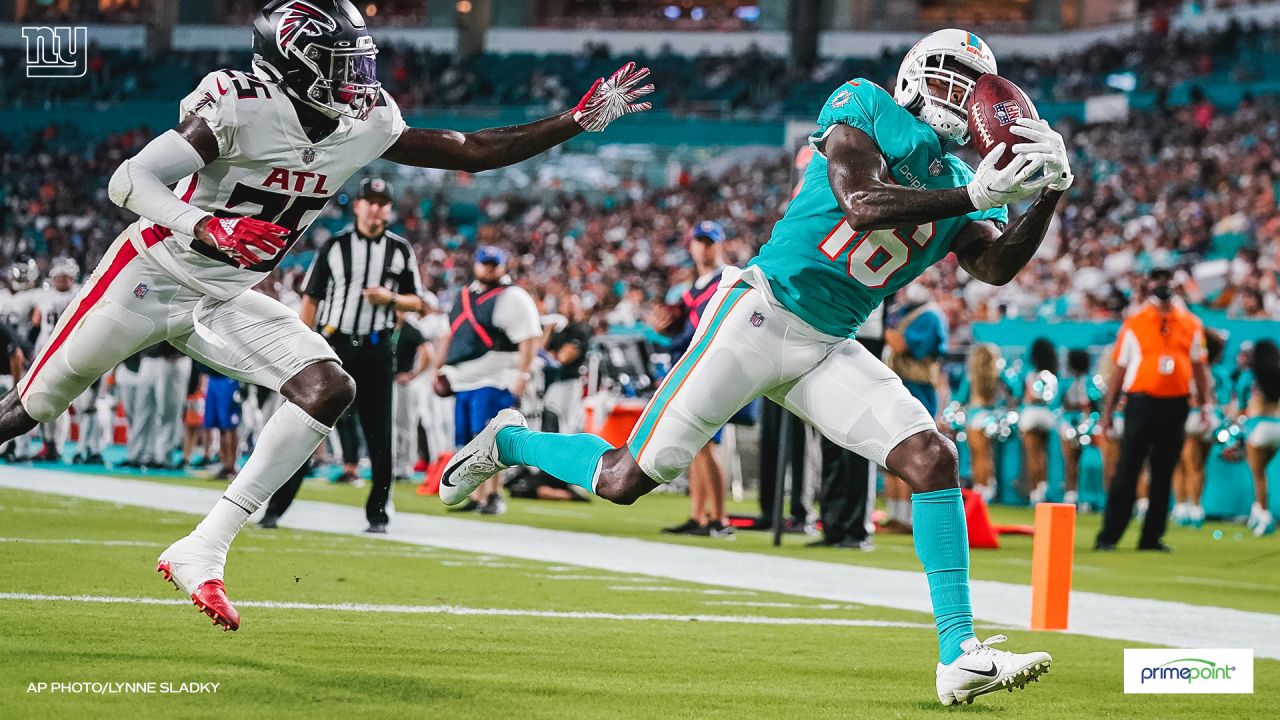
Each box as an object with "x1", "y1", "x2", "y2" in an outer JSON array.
[
  {"x1": 439, "y1": 408, "x2": 527, "y2": 506},
  {"x1": 936, "y1": 634, "x2": 1051, "y2": 706},
  {"x1": 1247, "y1": 503, "x2": 1276, "y2": 537},
  {"x1": 156, "y1": 533, "x2": 240, "y2": 631}
]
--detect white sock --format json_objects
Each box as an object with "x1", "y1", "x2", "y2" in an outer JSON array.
[{"x1": 193, "y1": 402, "x2": 331, "y2": 556}]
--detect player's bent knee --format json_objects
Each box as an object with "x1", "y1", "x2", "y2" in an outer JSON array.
[
  {"x1": 594, "y1": 448, "x2": 658, "y2": 505},
  {"x1": 889, "y1": 429, "x2": 960, "y2": 494},
  {"x1": 281, "y1": 361, "x2": 355, "y2": 426}
]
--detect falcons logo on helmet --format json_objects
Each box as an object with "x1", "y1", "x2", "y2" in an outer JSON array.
[{"x1": 275, "y1": 1, "x2": 338, "y2": 55}]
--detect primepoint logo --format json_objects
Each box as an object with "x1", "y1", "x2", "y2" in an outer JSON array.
[
  {"x1": 1141, "y1": 657, "x2": 1235, "y2": 684},
  {"x1": 1124, "y1": 649, "x2": 1253, "y2": 694}
]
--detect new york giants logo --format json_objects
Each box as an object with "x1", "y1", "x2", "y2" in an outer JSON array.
[
  {"x1": 275, "y1": 1, "x2": 338, "y2": 55},
  {"x1": 992, "y1": 100, "x2": 1022, "y2": 126},
  {"x1": 21, "y1": 26, "x2": 87, "y2": 79}
]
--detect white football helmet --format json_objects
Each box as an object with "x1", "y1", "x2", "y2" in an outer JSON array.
[
  {"x1": 50, "y1": 257, "x2": 79, "y2": 279},
  {"x1": 894, "y1": 28, "x2": 998, "y2": 145}
]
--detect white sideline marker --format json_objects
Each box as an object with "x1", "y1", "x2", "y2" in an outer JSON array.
[{"x1": 0, "y1": 592, "x2": 932, "y2": 629}]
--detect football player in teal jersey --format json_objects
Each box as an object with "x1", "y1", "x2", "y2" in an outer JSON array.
[{"x1": 439, "y1": 29, "x2": 1072, "y2": 705}]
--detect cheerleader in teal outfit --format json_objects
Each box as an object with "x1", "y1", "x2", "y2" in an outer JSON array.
[
  {"x1": 954, "y1": 343, "x2": 1007, "y2": 503},
  {"x1": 1243, "y1": 340, "x2": 1279, "y2": 537},
  {"x1": 1173, "y1": 330, "x2": 1227, "y2": 528},
  {"x1": 1021, "y1": 338, "x2": 1060, "y2": 504},
  {"x1": 1058, "y1": 349, "x2": 1105, "y2": 509}
]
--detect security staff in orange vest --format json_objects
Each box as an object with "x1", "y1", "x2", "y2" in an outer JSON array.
[{"x1": 1096, "y1": 266, "x2": 1213, "y2": 552}]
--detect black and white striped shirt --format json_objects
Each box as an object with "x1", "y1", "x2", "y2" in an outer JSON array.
[{"x1": 304, "y1": 227, "x2": 422, "y2": 335}]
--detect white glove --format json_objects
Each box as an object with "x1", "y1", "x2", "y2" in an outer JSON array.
[
  {"x1": 572, "y1": 62, "x2": 655, "y2": 132},
  {"x1": 1010, "y1": 117, "x2": 1074, "y2": 192},
  {"x1": 966, "y1": 143, "x2": 1051, "y2": 211}
]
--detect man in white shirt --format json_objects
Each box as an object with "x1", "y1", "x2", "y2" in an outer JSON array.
[{"x1": 433, "y1": 246, "x2": 541, "y2": 514}]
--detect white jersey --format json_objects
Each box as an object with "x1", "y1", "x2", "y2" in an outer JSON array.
[
  {"x1": 0, "y1": 289, "x2": 28, "y2": 338},
  {"x1": 30, "y1": 285, "x2": 79, "y2": 351},
  {"x1": 0, "y1": 288, "x2": 40, "y2": 346},
  {"x1": 126, "y1": 68, "x2": 406, "y2": 301}
]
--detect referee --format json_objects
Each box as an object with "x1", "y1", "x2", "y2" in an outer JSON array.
[
  {"x1": 262, "y1": 177, "x2": 427, "y2": 533},
  {"x1": 1096, "y1": 266, "x2": 1213, "y2": 552}
]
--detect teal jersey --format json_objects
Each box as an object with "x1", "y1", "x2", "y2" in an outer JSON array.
[
  {"x1": 750, "y1": 80, "x2": 1007, "y2": 338},
  {"x1": 1211, "y1": 365, "x2": 1233, "y2": 407},
  {"x1": 1234, "y1": 369, "x2": 1255, "y2": 409}
]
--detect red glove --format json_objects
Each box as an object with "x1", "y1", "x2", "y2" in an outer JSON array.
[
  {"x1": 572, "y1": 62, "x2": 655, "y2": 132},
  {"x1": 201, "y1": 216, "x2": 289, "y2": 268}
]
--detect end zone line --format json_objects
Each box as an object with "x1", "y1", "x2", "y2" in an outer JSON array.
[{"x1": 0, "y1": 592, "x2": 931, "y2": 629}]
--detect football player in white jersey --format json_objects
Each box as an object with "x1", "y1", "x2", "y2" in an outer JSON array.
[
  {"x1": 4, "y1": 259, "x2": 40, "y2": 348},
  {"x1": 28, "y1": 258, "x2": 81, "y2": 461},
  {"x1": 0, "y1": 0, "x2": 653, "y2": 631},
  {"x1": 0, "y1": 259, "x2": 39, "y2": 460}
]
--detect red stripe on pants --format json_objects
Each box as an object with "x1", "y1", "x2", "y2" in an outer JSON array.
[{"x1": 20, "y1": 240, "x2": 140, "y2": 399}]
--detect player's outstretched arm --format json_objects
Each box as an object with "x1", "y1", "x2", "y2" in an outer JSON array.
[{"x1": 381, "y1": 62, "x2": 653, "y2": 172}]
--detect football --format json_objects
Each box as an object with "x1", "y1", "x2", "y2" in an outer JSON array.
[{"x1": 968, "y1": 73, "x2": 1040, "y2": 169}]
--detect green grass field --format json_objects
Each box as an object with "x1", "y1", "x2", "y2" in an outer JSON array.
[
  {"x1": 113, "y1": 468, "x2": 1280, "y2": 612},
  {"x1": 0, "y1": 480, "x2": 1275, "y2": 719}
]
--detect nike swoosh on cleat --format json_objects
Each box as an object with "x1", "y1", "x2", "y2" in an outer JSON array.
[
  {"x1": 964, "y1": 663, "x2": 1000, "y2": 677},
  {"x1": 439, "y1": 451, "x2": 475, "y2": 488}
]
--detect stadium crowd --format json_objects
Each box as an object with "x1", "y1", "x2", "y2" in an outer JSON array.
[{"x1": 4, "y1": 18, "x2": 1278, "y2": 116}]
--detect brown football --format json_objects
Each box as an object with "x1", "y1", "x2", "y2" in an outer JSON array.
[{"x1": 967, "y1": 74, "x2": 1039, "y2": 169}]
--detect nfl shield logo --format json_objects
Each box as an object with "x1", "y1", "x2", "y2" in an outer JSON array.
[
  {"x1": 929, "y1": 158, "x2": 943, "y2": 176},
  {"x1": 992, "y1": 100, "x2": 1022, "y2": 126},
  {"x1": 133, "y1": 283, "x2": 149, "y2": 299},
  {"x1": 301, "y1": 147, "x2": 316, "y2": 165},
  {"x1": 749, "y1": 312, "x2": 764, "y2": 327}
]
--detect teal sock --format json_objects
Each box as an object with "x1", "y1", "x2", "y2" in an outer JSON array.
[
  {"x1": 495, "y1": 427, "x2": 612, "y2": 493},
  {"x1": 911, "y1": 487, "x2": 976, "y2": 664}
]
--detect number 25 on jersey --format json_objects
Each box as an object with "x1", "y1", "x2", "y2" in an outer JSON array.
[{"x1": 818, "y1": 220, "x2": 935, "y2": 288}]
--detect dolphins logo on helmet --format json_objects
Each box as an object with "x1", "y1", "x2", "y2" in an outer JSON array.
[{"x1": 894, "y1": 29, "x2": 998, "y2": 145}]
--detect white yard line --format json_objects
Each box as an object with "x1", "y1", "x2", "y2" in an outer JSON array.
[
  {"x1": 0, "y1": 592, "x2": 931, "y2": 629},
  {"x1": 2, "y1": 468, "x2": 1279, "y2": 659},
  {"x1": 0, "y1": 537, "x2": 159, "y2": 547}
]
